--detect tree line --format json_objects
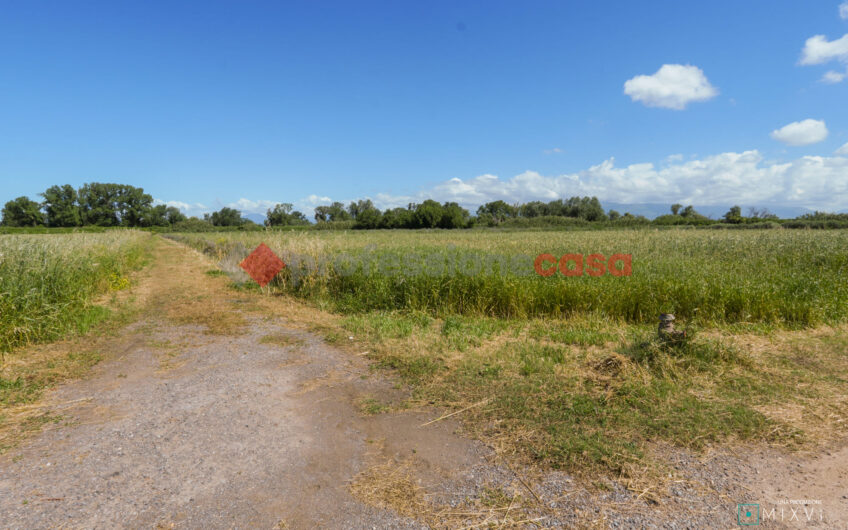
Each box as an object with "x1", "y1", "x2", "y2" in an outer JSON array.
[
  {"x1": 4, "y1": 183, "x2": 844, "y2": 230},
  {"x1": 1, "y1": 184, "x2": 188, "y2": 228},
  {"x1": 305, "y1": 197, "x2": 618, "y2": 229}
]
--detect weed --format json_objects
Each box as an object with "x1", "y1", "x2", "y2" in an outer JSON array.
[{"x1": 358, "y1": 397, "x2": 390, "y2": 415}]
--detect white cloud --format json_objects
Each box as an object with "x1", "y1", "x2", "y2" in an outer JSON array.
[
  {"x1": 152, "y1": 199, "x2": 208, "y2": 217},
  {"x1": 161, "y1": 149, "x2": 848, "y2": 219},
  {"x1": 821, "y1": 69, "x2": 847, "y2": 83},
  {"x1": 385, "y1": 151, "x2": 848, "y2": 211},
  {"x1": 543, "y1": 147, "x2": 563, "y2": 155},
  {"x1": 304, "y1": 194, "x2": 333, "y2": 205},
  {"x1": 224, "y1": 198, "x2": 278, "y2": 214},
  {"x1": 840, "y1": 1, "x2": 848, "y2": 20},
  {"x1": 800, "y1": 34, "x2": 848, "y2": 65},
  {"x1": 770, "y1": 119, "x2": 829, "y2": 146},
  {"x1": 623, "y1": 64, "x2": 718, "y2": 110}
]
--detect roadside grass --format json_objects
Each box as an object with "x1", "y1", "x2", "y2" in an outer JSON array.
[
  {"x1": 0, "y1": 231, "x2": 152, "y2": 354},
  {"x1": 0, "y1": 351, "x2": 103, "y2": 409},
  {"x1": 335, "y1": 312, "x2": 843, "y2": 484}
]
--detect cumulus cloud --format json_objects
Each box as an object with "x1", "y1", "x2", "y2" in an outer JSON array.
[
  {"x1": 223, "y1": 198, "x2": 278, "y2": 214},
  {"x1": 840, "y1": 1, "x2": 848, "y2": 20},
  {"x1": 770, "y1": 119, "x2": 829, "y2": 146},
  {"x1": 800, "y1": 34, "x2": 848, "y2": 65},
  {"x1": 387, "y1": 152, "x2": 848, "y2": 211},
  {"x1": 821, "y1": 69, "x2": 847, "y2": 83},
  {"x1": 623, "y1": 64, "x2": 718, "y2": 110},
  {"x1": 836, "y1": 142, "x2": 848, "y2": 156}
]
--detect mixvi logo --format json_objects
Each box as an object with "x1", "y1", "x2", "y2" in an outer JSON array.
[
  {"x1": 738, "y1": 500, "x2": 826, "y2": 526},
  {"x1": 738, "y1": 504, "x2": 759, "y2": 526}
]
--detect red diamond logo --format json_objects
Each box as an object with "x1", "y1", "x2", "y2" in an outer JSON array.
[{"x1": 239, "y1": 243, "x2": 285, "y2": 287}]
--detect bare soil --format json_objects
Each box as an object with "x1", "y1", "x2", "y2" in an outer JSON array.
[{"x1": 1, "y1": 238, "x2": 845, "y2": 528}]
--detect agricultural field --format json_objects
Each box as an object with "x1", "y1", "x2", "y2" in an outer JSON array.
[
  {"x1": 170, "y1": 228, "x2": 848, "y2": 478},
  {"x1": 172, "y1": 229, "x2": 848, "y2": 327}
]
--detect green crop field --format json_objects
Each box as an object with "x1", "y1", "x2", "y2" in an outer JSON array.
[
  {"x1": 170, "y1": 228, "x2": 848, "y2": 327},
  {"x1": 0, "y1": 231, "x2": 150, "y2": 354},
  {"x1": 168, "y1": 228, "x2": 848, "y2": 477}
]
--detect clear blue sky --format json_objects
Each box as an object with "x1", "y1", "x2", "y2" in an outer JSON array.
[{"x1": 2, "y1": 1, "x2": 847, "y2": 217}]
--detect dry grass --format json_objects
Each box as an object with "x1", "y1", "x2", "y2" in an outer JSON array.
[
  {"x1": 259, "y1": 333, "x2": 305, "y2": 347},
  {"x1": 349, "y1": 454, "x2": 558, "y2": 528},
  {"x1": 349, "y1": 459, "x2": 428, "y2": 519}
]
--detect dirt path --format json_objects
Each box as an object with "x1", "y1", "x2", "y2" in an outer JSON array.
[
  {"x1": 0, "y1": 239, "x2": 488, "y2": 528},
  {"x1": 1, "y1": 238, "x2": 845, "y2": 528}
]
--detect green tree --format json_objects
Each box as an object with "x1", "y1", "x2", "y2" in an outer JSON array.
[
  {"x1": 349, "y1": 200, "x2": 382, "y2": 229},
  {"x1": 671, "y1": 203, "x2": 682, "y2": 216},
  {"x1": 578, "y1": 197, "x2": 607, "y2": 221},
  {"x1": 165, "y1": 206, "x2": 187, "y2": 224},
  {"x1": 77, "y1": 183, "x2": 153, "y2": 226},
  {"x1": 608, "y1": 209, "x2": 621, "y2": 221},
  {"x1": 476, "y1": 200, "x2": 516, "y2": 224},
  {"x1": 379, "y1": 207, "x2": 414, "y2": 229},
  {"x1": 140, "y1": 204, "x2": 170, "y2": 227},
  {"x1": 117, "y1": 185, "x2": 154, "y2": 226},
  {"x1": 439, "y1": 202, "x2": 470, "y2": 228},
  {"x1": 518, "y1": 201, "x2": 546, "y2": 218},
  {"x1": 414, "y1": 200, "x2": 445, "y2": 228},
  {"x1": 723, "y1": 205, "x2": 743, "y2": 223},
  {"x1": 1, "y1": 196, "x2": 44, "y2": 226},
  {"x1": 314, "y1": 201, "x2": 351, "y2": 223},
  {"x1": 78, "y1": 183, "x2": 120, "y2": 226},
  {"x1": 207, "y1": 207, "x2": 245, "y2": 226},
  {"x1": 265, "y1": 203, "x2": 308, "y2": 226},
  {"x1": 681, "y1": 205, "x2": 706, "y2": 219},
  {"x1": 41, "y1": 184, "x2": 81, "y2": 227}
]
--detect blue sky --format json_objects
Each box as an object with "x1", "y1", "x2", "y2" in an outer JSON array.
[{"x1": 1, "y1": 0, "x2": 847, "y2": 219}]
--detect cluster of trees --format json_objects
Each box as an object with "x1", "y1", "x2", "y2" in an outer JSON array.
[
  {"x1": 265, "y1": 203, "x2": 309, "y2": 226},
  {"x1": 305, "y1": 196, "x2": 614, "y2": 230},
  {"x1": 1, "y1": 183, "x2": 188, "y2": 228},
  {"x1": 0, "y1": 183, "x2": 273, "y2": 230},
  {"x1": 476, "y1": 197, "x2": 608, "y2": 225},
  {"x1": 721, "y1": 205, "x2": 778, "y2": 224},
  {"x1": 652, "y1": 203, "x2": 711, "y2": 225},
  {"x1": 311, "y1": 199, "x2": 471, "y2": 229}
]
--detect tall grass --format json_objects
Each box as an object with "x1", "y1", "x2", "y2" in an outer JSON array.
[
  {"x1": 0, "y1": 231, "x2": 150, "y2": 353},
  {"x1": 170, "y1": 229, "x2": 848, "y2": 327}
]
